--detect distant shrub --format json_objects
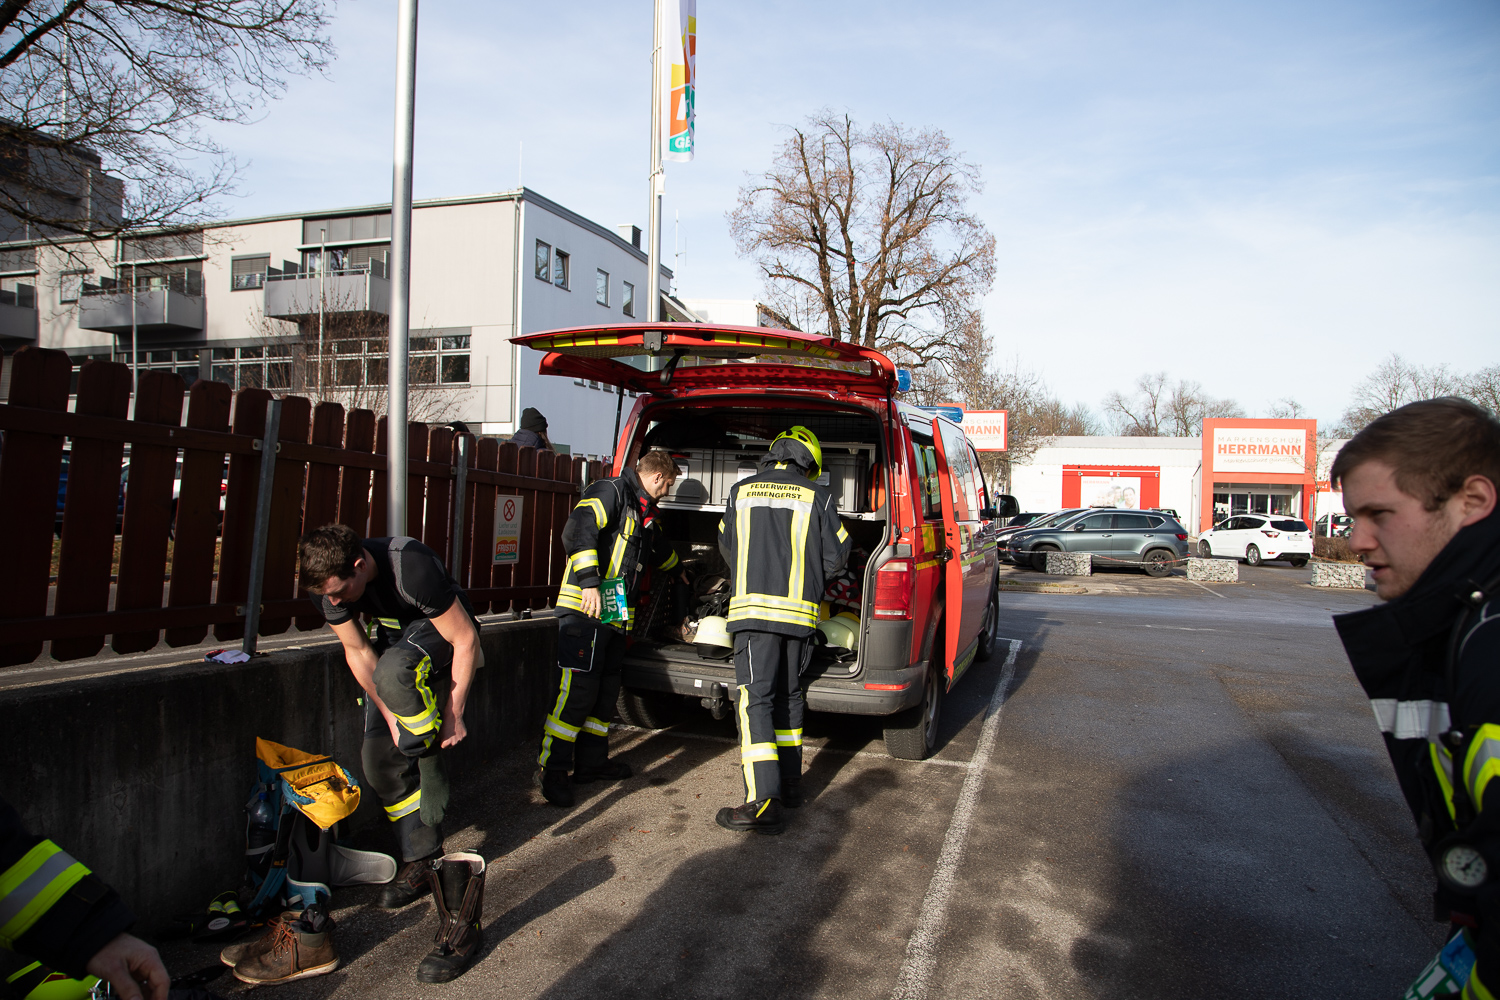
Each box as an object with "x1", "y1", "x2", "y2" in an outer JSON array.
[{"x1": 1315, "y1": 537, "x2": 1360, "y2": 563}]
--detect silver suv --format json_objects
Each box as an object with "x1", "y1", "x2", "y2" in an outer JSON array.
[{"x1": 1010, "y1": 508, "x2": 1191, "y2": 577}]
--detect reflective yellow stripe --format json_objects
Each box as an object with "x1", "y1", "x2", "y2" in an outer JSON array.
[
  {"x1": 383, "y1": 788, "x2": 421, "y2": 820},
  {"x1": 541, "y1": 670, "x2": 579, "y2": 747},
  {"x1": 545, "y1": 717, "x2": 581, "y2": 740},
  {"x1": 1432, "y1": 743, "x2": 1458, "y2": 822},
  {"x1": 742, "y1": 743, "x2": 779, "y2": 763},
  {"x1": 577, "y1": 497, "x2": 607, "y2": 528},
  {"x1": 606, "y1": 533, "x2": 629, "y2": 579},
  {"x1": 837, "y1": 524, "x2": 849, "y2": 543},
  {"x1": 774, "y1": 728, "x2": 803, "y2": 747},
  {"x1": 737, "y1": 685, "x2": 759, "y2": 802},
  {"x1": 393, "y1": 655, "x2": 441, "y2": 736},
  {"x1": 582, "y1": 716, "x2": 609, "y2": 737},
  {"x1": 569, "y1": 550, "x2": 600, "y2": 574},
  {"x1": 0, "y1": 842, "x2": 90, "y2": 949},
  {"x1": 1464, "y1": 724, "x2": 1500, "y2": 806},
  {"x1": 788, "y1": 502, "x2": 810, "y2": 609},
  {"x1": 659, "y1": 550, "x2": 679, "y2": 570},
  {"x1": 1466, "y1": 966, "x2": 1496, "y2": 1000}
]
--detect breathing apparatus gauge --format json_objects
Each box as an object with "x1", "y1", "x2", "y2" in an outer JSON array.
[{"x1": 1439, "y1": 842, "x2": 1489, "y2": 892}]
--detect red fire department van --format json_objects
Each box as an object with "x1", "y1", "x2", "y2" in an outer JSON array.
[{"x1": 513, "y1": 324, "x2": 1018, "y2": 759}]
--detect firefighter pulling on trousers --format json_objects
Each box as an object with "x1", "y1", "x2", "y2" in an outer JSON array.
[
  {"x1": 538, "y1": 448, "x2": 682, "y2": 807},
  {"x1": 716, "y1": 426, "x2": 851, "y2": 835}
]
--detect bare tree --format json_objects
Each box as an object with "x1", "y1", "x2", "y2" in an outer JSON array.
[
  {"x1": 1266, "y1": 398, "x2": 1307, "y2": 419},
  {"x1": 1105, "y1": 373, "x2": 1242, "y2": 436},
  {"x1": 1463, "y1": 365, "x2": 1500, "y2": 416},
  {"x1": 1336, "y1": 353, "x2": 1464, "y2": 435},
  {"x1": 728, "y1": 112, "x2": 995, "y2": 369},
  {"x1": 0, "y1": 0, "x2": 334, "y2": 240}
]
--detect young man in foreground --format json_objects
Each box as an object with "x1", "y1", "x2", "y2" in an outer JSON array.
[{"x1": 1332, "y1": 397, "x2": 1500, "y2": 997}]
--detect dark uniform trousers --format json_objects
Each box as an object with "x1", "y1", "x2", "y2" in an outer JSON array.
[
  {"x1": 362, "y1": 618, "x2": 450, "y2": 861},
  {"x1": 733, "y1": 630, "x2": 808, "y2": 803},
  {"x1": 539, "y1": 614, "x2": 627, "y2": 772}
]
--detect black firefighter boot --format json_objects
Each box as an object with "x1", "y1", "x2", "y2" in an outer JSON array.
[
  {"x1": 416, "y1": 852, "x2": 486, "y2": 983},
  {"x1": 715, "y1": 797, "x2": 785, "y2": 835}
]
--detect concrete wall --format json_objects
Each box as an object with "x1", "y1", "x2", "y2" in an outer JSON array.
[{"x1": 1, "y1": 618, "x2": 555, "y2": 929}]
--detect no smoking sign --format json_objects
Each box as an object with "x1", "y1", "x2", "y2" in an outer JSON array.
[{"x1": 493, "y1": 494, "x2": 525, "y2": 565}]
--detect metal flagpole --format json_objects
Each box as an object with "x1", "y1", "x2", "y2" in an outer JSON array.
[
  {"x1": 317, "y1": 227, "x2": 326, "y2": 394},
  {"x1": 129, "y1": 261, "x2": 137, "y2": 415},
  {"x1": 388, "y1": 0, "x2": 419, "y2": 532},
  {"x1": 645, "y1": 0, "x2": 664, "y2": 332}
]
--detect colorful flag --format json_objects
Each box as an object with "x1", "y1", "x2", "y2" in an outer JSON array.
[{"x1": 661, "y1": 0, "x2": 696, "y2": 162}]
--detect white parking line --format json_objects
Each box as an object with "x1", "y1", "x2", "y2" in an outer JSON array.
[
  {"x1": 1186, "y1": 578, "x2": 1230, "y2": 599},
  {"x1": 612, "y1": 723, "x2": 973, "y2": 768},
  {"x1": 890, "y1": 637, "x2": 1022, "y2": 1000}
]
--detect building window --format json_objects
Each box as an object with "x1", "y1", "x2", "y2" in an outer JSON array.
[
  {"x1": 622, "y1": 281, "x2": 636, "y2": 318},
  {"x1": 232, "y1": 255, "x2": 270, "y2": 290},
  {"x1": 211, "y1": 345, "x2": 293, "y2": 390},
  {"x1": 59, "y1": 271, "x2": 89, "y2": 304},
  {"x1": 534, "y1": 240, "x2": 551, "y2": 281},
  {"x1": 324, "y1": 331, "x2": 470, "y2": 387},
  {"x1": 596, "y1": 269, "x2": 609, "y2": 306},
  {"x1": 553, "y1": 250, "x2": 569, "y2": 289}
]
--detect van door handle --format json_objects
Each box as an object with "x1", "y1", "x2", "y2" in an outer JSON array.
[{"x1": 938, "y1": 547, "x2": 954, "y2": 564}]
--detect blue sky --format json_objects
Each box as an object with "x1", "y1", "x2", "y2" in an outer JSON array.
[{"x1": 207, "y1": 0, "x2": 1500, "y2": 427}]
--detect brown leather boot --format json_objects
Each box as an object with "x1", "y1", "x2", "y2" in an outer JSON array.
[
  {"x1": 380, "y1": 853, "x2": 439, "y2": 908},
  {"x1": 219, "y1": 909, "x2": 300, "y2": 967},
  {"x1": 415, "y1": 852, "x2": 486, "y2": 983},
  {"x1": 232, "y1": 904, "x2": 339, "y2": 984}
]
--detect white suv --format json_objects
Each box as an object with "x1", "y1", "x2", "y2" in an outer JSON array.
[{"x1": 1198, "y1": 515, "x2": 1312, "y2": 567}]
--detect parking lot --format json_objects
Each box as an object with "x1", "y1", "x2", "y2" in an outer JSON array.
[{"x1": 161, "y1": 562, "x2": 1439, "y2": 999}]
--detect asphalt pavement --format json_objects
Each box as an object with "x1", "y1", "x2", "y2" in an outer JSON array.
[{"x1": 158, "y1": 562, "x2": 1439, "y2": 999}]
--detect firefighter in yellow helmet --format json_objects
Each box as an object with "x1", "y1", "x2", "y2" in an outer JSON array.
[{"x1": 716, "y1": 426, "x2": 851, "y2": 834}]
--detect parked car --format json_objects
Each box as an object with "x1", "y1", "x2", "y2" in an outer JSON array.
[
  {"x1": 1151, "y1": 507, "x2": 1180, "y2": 520},
  {"x1": 1009, "y1": 508, "x2": 1190, "y2": 577},
  {"x1": 1316, "y1": 513, "x2": 1353, "y2": 538},
  {"x1": 514, "y1": 323, "x2": 1019, "y2": 760},
  {"x1": 1198, "y1": 515, "x2": 1312, "y2": 567},
  {"x1": 997, "y1": 508, "x2": 1083, "y2": 563}
]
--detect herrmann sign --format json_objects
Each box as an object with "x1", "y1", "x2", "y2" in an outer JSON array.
[{"x1": 1212, "y1": 427, "x2": 1306, "y2": 476}]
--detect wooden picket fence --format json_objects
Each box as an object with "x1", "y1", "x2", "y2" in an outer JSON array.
[{"x1": 0, "y1": 346, "x2": 599, "y2": 667}]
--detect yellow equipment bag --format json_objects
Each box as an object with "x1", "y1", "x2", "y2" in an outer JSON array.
[{"x1": 255, "y1": 738, "x2": 361, "y2": 831}]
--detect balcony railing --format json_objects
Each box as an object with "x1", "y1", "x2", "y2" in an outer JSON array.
[
  {"x1": 78, "y1": 285, "x2": 206, "y2": 336},
  {"x1": 264, "y1": 264, "x2": 391, "y2": 320}
]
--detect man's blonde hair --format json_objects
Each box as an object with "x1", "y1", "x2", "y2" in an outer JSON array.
[{"x1": 636, "y1": 449, "x2": 679, "y2": 480}]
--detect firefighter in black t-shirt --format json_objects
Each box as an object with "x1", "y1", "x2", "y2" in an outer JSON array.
[{"x1": 299, "y1": 524, "x2": 482, "y2": 908}]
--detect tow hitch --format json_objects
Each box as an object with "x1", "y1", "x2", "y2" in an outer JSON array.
[{"x1": 701, "y1": 682, "x2": 730, "y2": 720}]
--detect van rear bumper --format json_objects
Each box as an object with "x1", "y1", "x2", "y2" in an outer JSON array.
[{"x1": 621, "y1": 653, "x2": 925, "y2": 717}]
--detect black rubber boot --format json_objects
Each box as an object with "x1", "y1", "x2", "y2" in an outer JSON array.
[
  {"x1": 572, "y1": 759, "x2": 633, "y2": 784},
  {"x1": 537, "y1": 767, "x2": 574, "y2": 807},
  {"x1": 416, "y1": 853, "x2": 486, "y2": 983},
  {"x1": 715, "y1": 798, "x2": 785, "y2": 835},
  {"x1": 379, "y1": 854, "x2": 439, "y2": 909}
]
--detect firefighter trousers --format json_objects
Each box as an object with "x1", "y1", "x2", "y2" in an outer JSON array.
[
  {"x1": 539, "y1": 614, "x2": 627, "y2": 772},
  {"x1": 362, "y1": 619, "x2": 450, "y2": 861},
  {"x1": 732, "y1": 630, "x2": 808, "y2": 804}
]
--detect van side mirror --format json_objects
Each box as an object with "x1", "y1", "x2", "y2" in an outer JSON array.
[{"x1": 996, "y1": 494, "x2": 1020, "y2": 518}]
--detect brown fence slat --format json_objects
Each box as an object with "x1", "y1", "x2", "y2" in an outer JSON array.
[
  {"x1": 298, "y1": 402, "x2": 344, "y2": 630},
  {"x1": 488, "y1": 442, "x2": 520, "y2": 615},
  {"x1": 52, "y1": 361, "x2": 132, "y2": 661},
  {"x1": 456, "y1": 434, "x2": 479, "y2": 590},
  {"x1": 370, "y1": 417, "x2": 388, "y2": 537},
  {"x1": 512, "y1": 446, "x2": 538, "y2": 613},
  {"x1": 406, "y1": 422, "x2": 427, "y2": 538},
  {"x1": 468, "y1": 437, "x2": 499, "y2": 613},
  {"x1": 214, "y1": 388, "x2": 271, "y2": 641},
  {"x1": 528, "y1": 449, "x2": 555, "y2": 610},
  {"x1": 544, "y1": 456, "x2": 573, "y2": 605},
  {"x1": 0, "y1": 347, "x2": 72, "y2": 666},
  {"x1": 112, "y1": 370, "x2": 187, "y2": 654},
  {"x1": 339, "y1": 408, "x2": 376, "y2": 536},
  {"x1": 0, "y1": 597, "x2": 321, "y2": 644},
  {"x1": 166, "y1": 380, "x2": 233, "y2": 647},
  {"x1": 258, "y1": 395, "x2": 311, "y2": 636},
  {"x1": 422, "y1": 426, "x2": 453, "y2": 560}
]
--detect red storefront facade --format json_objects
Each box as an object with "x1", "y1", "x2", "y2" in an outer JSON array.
[{"x1": 1198, "y1": 418, "x2": 1318, "y2": 533}]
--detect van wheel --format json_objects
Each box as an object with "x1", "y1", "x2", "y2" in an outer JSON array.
[
  {"x1": 1030, "y1": 545, "x2": 1058, "y2": 572},
  {"x1": 975, "y1": 594, "x2": 998, "y2": 662},
  {"x1": 1245, "y1": 544, "x2": 1263, "y2": 567},
  {"x1": 1143, "y1": 549, "x2": 1174, "y2": 577},
  {"x1": 885, "y1": 660, "x2": 944, "y2": 761},
  {"x1": 617, "y1": 689, "x2": 684, "y2": 730},
  {"x1": 1289, "y1": 556, "x2": 1308, "y2": 568}
]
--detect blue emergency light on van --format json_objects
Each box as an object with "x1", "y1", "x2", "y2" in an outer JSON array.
[
  {"x1": 895, "y1": 368, "x2": 913, "y2": 392},
  {"x1": 918, "y1": 405, "x2": 964, "y2": 423}
]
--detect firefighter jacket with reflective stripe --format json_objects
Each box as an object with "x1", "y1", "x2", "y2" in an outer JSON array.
[
  {"x1": 1335, "y1": 509, "x2": 1500, "y2": 992},
  {"x1": 719, "y1": 459, "x2": 852, "y2": 637},
  {"x1": 0, "y1": 796, "x2": 135, "y2": 979},
  {"x1": 558, "y1": 468, "x2": 679, "y2": 622}
]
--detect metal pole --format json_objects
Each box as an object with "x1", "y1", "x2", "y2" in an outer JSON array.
[
  {"x1": 450, "y1": 434, "x2": 469, "y2": 579},
  {"x1": 387, "y1": 0, "x2": 419, "y2": 533},
  {"x1": 129, "y1": 261, "x2": 137, "y2": 416},
  {"x1": 242, "y1": 398, "x2": 283, "y2": 656},
  {"x1": 645, "y1": 0, "x2": 664, "y2": 330},
  {"x1": 612, "y1": 384, "x2": 625, "y2": 469},
  {"x1": 317, "y1": 227, "x2": 326, "y2": 394}
]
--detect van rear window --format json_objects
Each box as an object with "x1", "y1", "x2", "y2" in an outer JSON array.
[{"x1": 1272, "y1": 519, "x2": 1308, "y2": 532}]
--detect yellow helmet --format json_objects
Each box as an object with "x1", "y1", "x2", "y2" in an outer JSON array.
[{"x1": 771, "y1": 425, "x2": 822, "y2": 479}]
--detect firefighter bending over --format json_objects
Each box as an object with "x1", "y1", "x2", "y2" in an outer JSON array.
[
  {"x1": 538, "y1": 449, "x2": 681, "y2": 807},
  {"x1": 716, "y1": 426, "x2": 851, "y2": 834}
]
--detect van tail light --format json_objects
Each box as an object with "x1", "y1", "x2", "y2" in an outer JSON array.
[
  {"x1": 1262, "y1": 530, "x2": 1280, "y2": 538},
  {"x1": 1175, "y1": 533, "x2": 1188, "y2": 541},
  {"x1": 873, "y1": 557, "x2": 914, "y2": 619}
]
